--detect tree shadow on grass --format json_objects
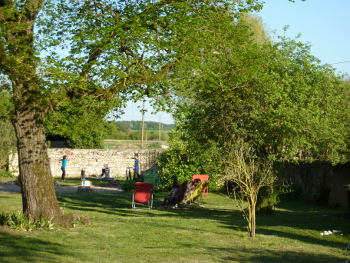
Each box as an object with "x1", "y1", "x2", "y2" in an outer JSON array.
[
  {"x1": 58, "y1": 192, "x2": 136, "y2": 216},
  {"x1": 0, "y1": 230, "x2": 78, "y2": 263},
  {"x1": 57, "y1": 193, "x2": 350, "y2": 250},
  {"x1": 207, "y1": 246, "x2": 347, "y2": 263},
  {"x1": 57, "y1": 192, "x2": 242, "y2": 223}
]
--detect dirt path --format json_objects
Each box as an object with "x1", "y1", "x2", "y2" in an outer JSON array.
[{"x1": 0, "y1": 183, "x2": 123, "y2": 194}]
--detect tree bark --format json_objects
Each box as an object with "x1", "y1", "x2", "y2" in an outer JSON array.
[
  {"x1": 13, "y1": 106, "x2": 62, "y2": 221},
  {"x1": 248, "y1": 197, "x2": 256, "y2": 238},
  {"x1": 1, "y1": 0, "x2": 62, "y2": 222}
]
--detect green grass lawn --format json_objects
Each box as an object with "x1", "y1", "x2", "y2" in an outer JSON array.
[{"x1": 0, "y1": 190, "x2": 349, "y2": 263}]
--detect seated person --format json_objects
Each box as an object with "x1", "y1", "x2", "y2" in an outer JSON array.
[
  {"x1": 181, "y1": 178, "x2": 202, "y2": 204},
  {"x1": 191, "y1": 178, "x2": 201, "y2": 188},
  {"x1": 163, "y1": 181, "x2": 180, "y2": 208},
  {"x1": 99, "y1": 164, "x2": 110, "y2": 180}
]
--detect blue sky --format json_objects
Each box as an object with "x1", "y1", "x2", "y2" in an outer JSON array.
[
  {"x1": 258, "y1": 0, "x2": 350, "y2": 75},
  {"x1": 118, "y1": 0, "x2": 350, "y2": 124}
]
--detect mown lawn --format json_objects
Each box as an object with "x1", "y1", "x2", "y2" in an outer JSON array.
[{"x1": 0, "y1": 190, "x2": 349, "y2": 263}]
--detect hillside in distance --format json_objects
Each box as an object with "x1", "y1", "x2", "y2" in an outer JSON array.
[
  {"x1": 115, "y1": 120, "x2": 175, "y2": 131},
  {"x1": 103, "y1": 120, "x2": 175, "y2": 141}
]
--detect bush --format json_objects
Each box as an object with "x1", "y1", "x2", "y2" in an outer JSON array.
[
  {"x1": 157, "y1": 150, "x2": 198, "y2": 190},
  {"x1": 256, "y1": 186, "x2": 279, "y2": 215},
  {"x1": 256, "y1": 184, "x2": 291, "y2": 215}
]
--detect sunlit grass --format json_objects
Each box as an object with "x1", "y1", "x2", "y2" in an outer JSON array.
[{"x1": 0, "y1": 191, "x2": 349, "y2": 263}]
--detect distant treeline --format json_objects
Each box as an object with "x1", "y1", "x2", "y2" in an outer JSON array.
[{"x1": 103, "y1": 121, "x2": 175, "y2": 140}]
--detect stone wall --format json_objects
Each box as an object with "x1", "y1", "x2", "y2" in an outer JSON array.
[
  {"x1": 281, "y1": 162, "x2": 350, "y2": 207},
  {"x1": 10, "y1": 149, "x2": 162, "y2": 178}
]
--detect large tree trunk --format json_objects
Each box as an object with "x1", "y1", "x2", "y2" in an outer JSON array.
[
  {"x1": 13, "y1": 107, "x2": 62, "y2": 221},
  {"x1": 1, "y1": 0, "x2": 63, "y2": 222}
]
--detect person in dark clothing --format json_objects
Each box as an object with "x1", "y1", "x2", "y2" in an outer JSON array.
[{"x1": 163, "y1": 181, "x2": 180, "y2": 208}]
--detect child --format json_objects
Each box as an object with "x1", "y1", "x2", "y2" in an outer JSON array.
[
  {"x1": 61, "y1": 155, "x2": 68, "y2": 181},
  {"x1": 163, "y1": 181, "x2": 180, "y2": 208}
]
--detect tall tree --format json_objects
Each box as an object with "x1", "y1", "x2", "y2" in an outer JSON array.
[
  {"x1": 169, "y1": 14, "x2": 348, "y2": 164},
  {"x1": 1, "y1": 0, "x2": 63, "y2": 221},
  {"x1": 159, "y1": 8, "x2": 349, "y2": 194},
  {"x1": 0, "y1": 0, "x2": 264, "y2": 221}
]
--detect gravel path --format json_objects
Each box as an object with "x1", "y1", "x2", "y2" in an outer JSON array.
[{"x1": 0, "y1": 182, "x2": 123, "y2": 194}]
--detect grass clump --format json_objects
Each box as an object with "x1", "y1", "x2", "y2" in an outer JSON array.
[{"x1": 0, "y1": 211, "x2": 54, "y2": 231}]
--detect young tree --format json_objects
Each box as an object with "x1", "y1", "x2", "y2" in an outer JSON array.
[{"x1": 224, "y1": 142, "x2": 275, "y2": 237}]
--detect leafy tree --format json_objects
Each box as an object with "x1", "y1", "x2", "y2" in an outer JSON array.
[
  {"x1": 0, "y1": 0, "x2": 264, "y2": 221},
  {"x1": 158, "y1": 9, "x2": 349, "y2": 237},
  {"x1": 44, "y1": 97, "x2": 120, "y2": 148},
  {"x1": 168, "y1": 14, "x2": 349, "y2": 167}
]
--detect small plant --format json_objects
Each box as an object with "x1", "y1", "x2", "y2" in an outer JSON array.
[
  {"x1": 0, "y1": 211, "x2": 54, "y2": 231},
  {"x1": 0, "y1": 169, "x2": 14, "y2": 178}
]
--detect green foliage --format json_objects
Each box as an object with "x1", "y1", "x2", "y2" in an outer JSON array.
[
  {"x1": 0, "y1": 170, "x2": 14, "y2": 177},
  {"x1": 0, "y1": 211, "x2": 54, "y2": 231},
  {"x1": 45, "y1": 97, "x2": 119, "y2": 148},
  {"x1": 256, "y1": 186, "x2": 288, "y2": 215},
  {"x1": 157, "y1": 131, "x2": 201, "y2": 190},
  {"x1": 164, "y1": 9, "x2": 349, "y2": 188},
  {"x1": 0, "y1": 90, "x2": 16, "y2": 169}
]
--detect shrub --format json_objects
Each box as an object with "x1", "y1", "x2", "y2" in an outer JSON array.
[
  {"x1": 256, "y1": 183, "x2": 292, "y2": 215},
  {"x1": 256, "y1": 186, "x2": 279, "y2": 215}
]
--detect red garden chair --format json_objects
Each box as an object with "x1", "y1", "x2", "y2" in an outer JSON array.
[
  {"x1": 192, "y1": 174, "x2": 209, "y2": 197},
  {"x1": 132, "y1": 182, "x2": 154, "y2": 209}
]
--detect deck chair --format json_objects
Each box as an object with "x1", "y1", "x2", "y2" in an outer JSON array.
[
  {"x1": 192, "y1": 174, "x2": 209, "y2": 197},
  {"x1": 132, "y1": 182, "x2": 154, "y2": 209},
  {"x1": 181, "y1": 181, "x2": 209, "y2": 205}
]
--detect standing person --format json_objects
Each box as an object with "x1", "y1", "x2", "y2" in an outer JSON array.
[
  {"x1": 61, "y1": 155, "x2": 68, "y2": 181},
  {"x1": 133, "y1": 153, "x2": 140, "y2": 179}
]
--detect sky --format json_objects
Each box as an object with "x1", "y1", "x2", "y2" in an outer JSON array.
[{"x1": 117, "y1": 0, "x2": 350, "y2": 124}]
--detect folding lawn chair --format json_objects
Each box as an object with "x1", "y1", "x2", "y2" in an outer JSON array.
[
  {"x1": 131, "y1": 182, "x2": 154, "y2": 209},
  {"x1": 192, "y1": 174, "x2": 209, "y2": 197}
]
